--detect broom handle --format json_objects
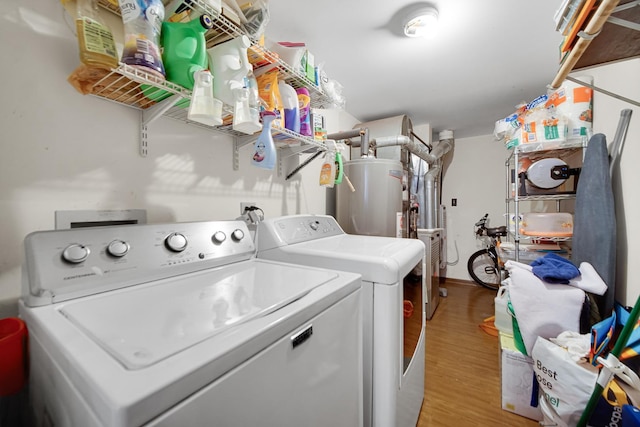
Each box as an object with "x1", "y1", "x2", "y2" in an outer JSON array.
[{"x1": 577, "y1": 295, "x2": 640, "y2": 427}]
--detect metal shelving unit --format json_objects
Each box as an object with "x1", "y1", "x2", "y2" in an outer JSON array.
[
  {"x1": 80, "y1": 0, "x2": 331, "y2": 166},
  {"x1": 505, "y1": 140, "x2": 587, "y2": 261}
]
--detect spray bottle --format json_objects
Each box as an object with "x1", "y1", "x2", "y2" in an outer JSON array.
[
  {"x1": 251, "y1": 111, "x2": 277, "y2": 170},
  {"x1": 319, "y1": 143, "x2": 336, "y2": 188},
  {"x1": 233, "y1": 70, "x2": 262, "y2": 134},
  {"x1": 207, "y1": 35, "x2": 252, "y2": 106}
]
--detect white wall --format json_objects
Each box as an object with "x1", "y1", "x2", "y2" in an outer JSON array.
[
  {"x1": 439, "y1": 134, "x2": 507, "y2": 280},
  {"x1": 581, "y1": 59, "x2": 640, "y2": 307},
  {"x1": 441, "y1": 59, "x2": 640, "y2": 308},
  {"x1": 0, "y1": 0, "x2": 358, "y2": 317}
]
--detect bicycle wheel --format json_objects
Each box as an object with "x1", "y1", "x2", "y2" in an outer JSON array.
[{"x1": 467, "y1": 249, "x2": 502, "y2": 291}]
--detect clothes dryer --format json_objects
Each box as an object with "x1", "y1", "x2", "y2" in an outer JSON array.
[
  {"x1": 19, "y1": 220, "x2": 362, "y2": 427},
  {"x1": 257, "y1": 214, "x2": 426, "y2": 427}
]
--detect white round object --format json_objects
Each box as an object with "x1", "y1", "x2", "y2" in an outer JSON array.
[
  {"x1": 527, "y1": 158, "x2": 567, "y2": 189},
  {"x1": 62, "y1": 244, "x2": 90, "y2": 263}
]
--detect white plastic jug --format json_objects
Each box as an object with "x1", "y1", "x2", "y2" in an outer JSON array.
[
  {"x1": 207, "y1": 35, "x2": 252, "y2": 106},
  {"x1": 494, "y1": 285, "x2": 513, "y2": 335}
]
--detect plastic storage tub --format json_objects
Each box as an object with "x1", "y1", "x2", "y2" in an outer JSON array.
[
  {"x1": 494, "y1": 286, "x2": 513, "y2": 335},
  {"x1": 0, "y1": 317, "x2": 28, "y2": 396},
  {"x1": 520, "y1": 212, "x2": 573, "y2": 237}
]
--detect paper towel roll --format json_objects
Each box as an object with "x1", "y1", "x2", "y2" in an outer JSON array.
[{"x1": 548, "y1": 75, "x2": 593, "y2": 141}]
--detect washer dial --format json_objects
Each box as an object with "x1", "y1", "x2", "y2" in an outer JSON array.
[
  {"x1": 107, "y1": 240, "x2": 130, "y2": 257},
  {"x1": 231, "y1": 229, "x2": 245, "y2": 241},
  {"x1": 62, "y1": 244, "x2": 90, "y2": 263},
  {"x1": 212, "y1": 231, "x2": 227, "y2": 244},
  {"x1": 165, "y1": 233, "x2": 188, "y2": 252}
]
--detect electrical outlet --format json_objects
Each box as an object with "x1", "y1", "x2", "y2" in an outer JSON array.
[
  {"x1": 451, "y1": 198, "x2": 457, "y2": 207},
  {"x1": 240, "y1": 202, "x2": 257, "y2": 214}
]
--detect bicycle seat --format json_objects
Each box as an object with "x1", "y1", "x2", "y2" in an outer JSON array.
[{"x1": 486, "y1": 225, "x2": 508, "y2": 237}]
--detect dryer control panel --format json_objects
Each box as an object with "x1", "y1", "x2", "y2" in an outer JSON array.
[
  {"x1": 257, "y1": 215, "x2": 343, "y2": 250},
  {"x1": 23, "y1": 221, "x2": 254, "y2": 307}
]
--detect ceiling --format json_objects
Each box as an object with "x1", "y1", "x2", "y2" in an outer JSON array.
[{"x1": 264, "y1": 0, "x2": 565, "y2": 139}]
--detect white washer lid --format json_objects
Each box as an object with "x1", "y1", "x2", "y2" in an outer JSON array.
[
  {"x1": 60, "y1": 261, "x2": 338, "y2": 369},
  {"x1": 260, "y1": 234, "x2": 424, "y2": 284}
]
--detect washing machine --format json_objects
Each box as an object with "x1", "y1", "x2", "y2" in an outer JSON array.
[
  {"x1": 256, "y1": 214, "x2": 426, "y2": 427},
  {"x1": 19, "y1": 220, "x2": 363, "y2": 427}
]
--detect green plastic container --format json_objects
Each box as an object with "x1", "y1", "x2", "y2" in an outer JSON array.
[{"x1": 161, "y1": 14, "x2": 213, "y2": 90}]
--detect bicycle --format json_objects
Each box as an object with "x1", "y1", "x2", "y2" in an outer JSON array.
[{"x1": 467, "y1": 213, "x2": 508, "y2": 291}]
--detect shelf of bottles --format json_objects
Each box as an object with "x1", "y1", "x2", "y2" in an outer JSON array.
[{"x1": 93, "y1": 0, "x2": 330, "y2": 148}]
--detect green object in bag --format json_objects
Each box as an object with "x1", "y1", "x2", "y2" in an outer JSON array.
[
  {"x1": 509, "y1": 300, "x2": 527, "y2": 355},
  {"x1": 334, "y1": 151, "x2": 344, "y2": 184}
]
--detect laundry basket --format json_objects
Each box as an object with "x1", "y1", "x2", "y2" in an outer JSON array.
[{"x1": 0, "y1": 317, "x2": 28, "y2": 396}]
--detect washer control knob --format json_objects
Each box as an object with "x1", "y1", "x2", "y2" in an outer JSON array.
[
  {"x1": 62, "y1": 244, "x2": 90, "y2": 264},
  {"x1": 309, "y1": 221, "x2": 319, "y2": 231},
  {"x1": 231, "y1": 229, "x2": 245, "y2": 241},
  {"x1": 107, "y1": 240, "x2": 129, "y2": 257},
  {"x1": 212, "y1": 231, "x2": 227, "y2": 244},
  {"x1": 165, "y1": 233, "x2": 188, "y2": 252}
]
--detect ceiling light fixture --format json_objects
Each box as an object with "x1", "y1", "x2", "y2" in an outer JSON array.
[{"x1": 403, "y1": 6, "x2": 439, "y2": 38}]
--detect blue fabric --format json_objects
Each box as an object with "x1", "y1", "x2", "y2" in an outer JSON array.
[
  {"x1": 572, "y1": 134, "x2": 616, "y2": 316},
  {"x1": 531, "y1": 252, "x2": 580, "y2": 284}
]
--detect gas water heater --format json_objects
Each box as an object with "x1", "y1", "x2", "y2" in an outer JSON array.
[
  {"x1": 335, "y1": 115, "x2": 454, "y2": 240},
  {"x1": 337, "y1": 115, "x2": 412, "y2": 237}
]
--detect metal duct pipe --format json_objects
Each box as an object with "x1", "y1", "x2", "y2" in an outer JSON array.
[
  {"x1": 327, "y1": 128, "x2": 371, "y2": 157},
  {"x1": 424, "y1": 165, "x2": 441, "y2": 229},
  {"x1": 373, "y1": 135, "x2": 447, "y2": 164},
  {"x1": 424, "y1": 130, "x2": 455, "y2": 229}
]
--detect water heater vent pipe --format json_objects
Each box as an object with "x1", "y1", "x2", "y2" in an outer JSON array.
[{"x1": 373, "y1": 129, "x2": 454, "y2": 164}]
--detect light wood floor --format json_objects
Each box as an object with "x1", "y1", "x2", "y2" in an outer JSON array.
[{"x1": 416, "y1": 279, "x2": 540, "y2": 426}]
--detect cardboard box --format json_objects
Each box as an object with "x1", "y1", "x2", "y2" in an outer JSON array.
[{"x1": 499, "y1": 333, "x2": 543, "y2": 421}]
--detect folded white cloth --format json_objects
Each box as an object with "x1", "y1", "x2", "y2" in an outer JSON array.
[
  {"x1": 505, "y1": 260, "x2": 585, "y2": 355},
  {"x1": 568, "y1": 262, "x2": 608, "y2": 295},
  {"x1": 550, "y1": 331, "x2": 591, "y2": 362}
]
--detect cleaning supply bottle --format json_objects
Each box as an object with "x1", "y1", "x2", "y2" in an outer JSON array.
[
  {"x1": 278, "y1": 81, "x2": 300, "y2": 133},
  {"x1": 296, "y1": 87, "x2": 312, "y2": 136},
  {"x1": 74, "y1": 0, "x2": 118, "y2": 69},
  {"x1": 188, "y1": 70, "x2": 223, "y2": 127},
  {"x1": 161, "y1": 14, "x2": 213, "y2": 90},
  {"x1": 118, "y1": 0, "x2": 166, "y2": 79},
  {"x1": 233, "y1": 70, "x2": 262, "y2": 134},
  {"x1": 251, "y1": 111, "x2": 277, "y2": 170},
  {"x1": 207, "y1": 35, "x2": 252, "y2": 106},
  {"x1": 319, "y1": 145, "x2": 336, "y2": 188}
]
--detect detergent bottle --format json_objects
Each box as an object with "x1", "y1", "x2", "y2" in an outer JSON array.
[
  {"x1": 207, "y1": 36, "x2": 252, "y2": 107},
  {"x1": 161, "y1": 14, "x2": 214, "y2": 90},
  {"x1": 278, "y1": 81, "x2": 300, "y2": 133},
  {"x1": 296, "y1": 87, "x2": 312, "y2": 136},
  {"x1": 251, "y1": 111, "x2": 277, "y2": 170},
  {"x1": 118, "y1": 0, "x2": 166, "y2": 79}
]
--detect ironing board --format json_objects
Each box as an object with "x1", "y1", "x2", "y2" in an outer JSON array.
[{"x1": 572, "y1": 133, "x2": 617, "y2": 317}]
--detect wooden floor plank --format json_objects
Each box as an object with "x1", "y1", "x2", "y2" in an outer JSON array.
[{"x1": 417, "y1": 279, "x2": 540, "y2": 426}]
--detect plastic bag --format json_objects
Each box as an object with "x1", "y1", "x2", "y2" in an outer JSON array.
[
  {"x1": 239, "y1": 0, "x2": 270, "y2": 39},
  {"x1": 532, "y1": 336, "x2": 599, "y2": 426}
]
